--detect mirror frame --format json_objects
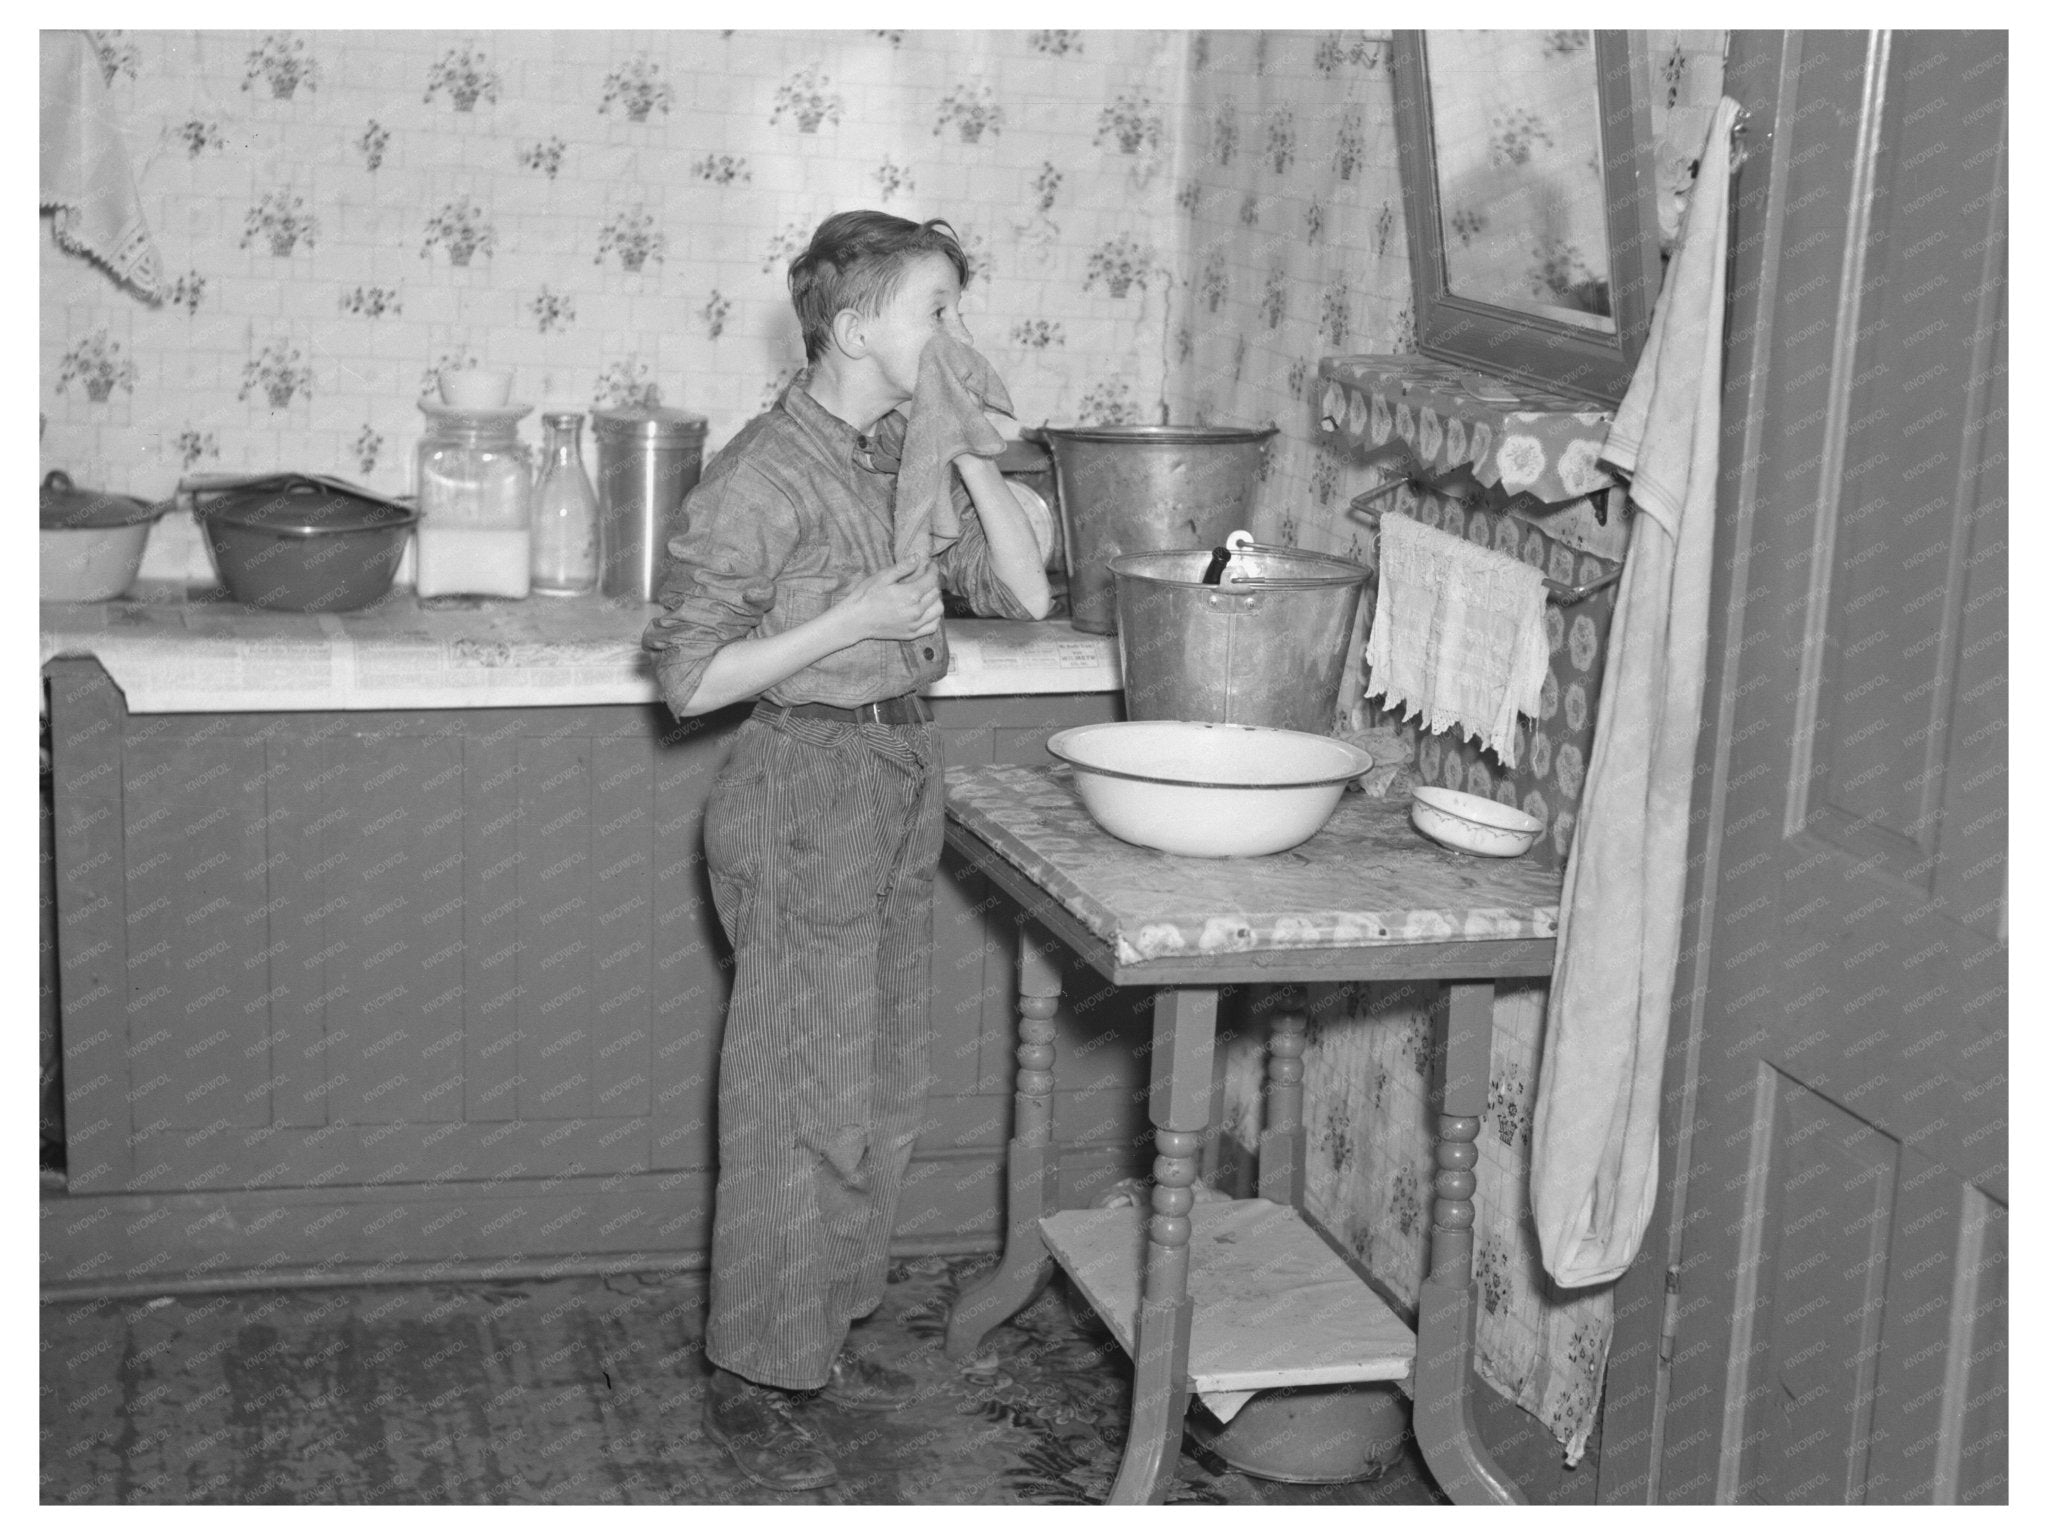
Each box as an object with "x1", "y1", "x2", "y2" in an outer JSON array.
[{"x1": 1391, "y1": 30, "x2": 1662, "y2": 405}]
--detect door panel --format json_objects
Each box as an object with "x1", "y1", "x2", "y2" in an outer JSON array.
[
  {"x1": 1794, "y1": 28, "x2": 2006, "y2": 882},
  {"x1": 324, "y1": 730, "x2": 467, "y2": 1126},
  {"x1": 1653, "y1": 31, "x2": 2006, "y2": 1504},
  {"x1": 121, "y1": 737, "x2": 274, "y2": 1134},
  {"x1": 1728, "y1": 1070, "x2": 1898, "y2": 1504}
]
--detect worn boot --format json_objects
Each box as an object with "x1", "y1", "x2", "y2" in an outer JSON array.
[
  {"x1": 818, "y1": 1341, "x2": 919, "y2": 1413},
  {"x1": 702, "y1": 1367, "x2": 837, "y2": 1491}
]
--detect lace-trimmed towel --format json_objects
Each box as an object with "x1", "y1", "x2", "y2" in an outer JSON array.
[
  {"x1": 1363, "y1": 514, "x2": 1548, "y2": 768},
  {"x1": 40, "y1": 30, "x2": 164, "y2": 300}
]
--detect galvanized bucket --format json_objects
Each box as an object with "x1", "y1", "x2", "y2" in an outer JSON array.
[
  {"x1": 1041, "y1": 423, "x2": 1276, "y2": 635},
  {"x1": 1111, "y1": 543, "x2": 1368, "y2": 736}
]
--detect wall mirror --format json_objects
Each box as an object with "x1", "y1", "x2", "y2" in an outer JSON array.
[{"x1": 1391, "y1": 30, "x2": 1661, "y2": 405}]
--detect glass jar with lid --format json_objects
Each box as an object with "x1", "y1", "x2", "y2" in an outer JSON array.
[{"x1": 413, "y1": 401, "x2": 532, "y2": 598}]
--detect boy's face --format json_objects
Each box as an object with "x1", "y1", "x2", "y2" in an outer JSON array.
[{"x1": 856, "y1": 252, "x2": 972, "y2": 407}]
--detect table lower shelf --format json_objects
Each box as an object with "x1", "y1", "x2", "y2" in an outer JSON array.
[{"x1": 1039, "y1": 1197, "x2": 1416, "y2": 1413}]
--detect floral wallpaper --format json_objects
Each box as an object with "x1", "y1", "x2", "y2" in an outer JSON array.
[
  {"x1": 40, "y1": 28, "x2": 1189, "y2": 497},
  {"x1": 41, "y1": 23, "x2": 1722, "y2": 1475}
]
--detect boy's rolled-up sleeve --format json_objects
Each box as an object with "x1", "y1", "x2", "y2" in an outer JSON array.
[
  {"x1": 936, "y1": 479, "x2": 1040, "y2": 621},
  {"x1": 642, "y1": 461, "x2": 798, "y2": 715}
]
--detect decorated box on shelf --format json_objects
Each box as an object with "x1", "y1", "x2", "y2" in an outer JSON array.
[{"x1": 1313, "y1": 352, "x2": 1630, "y2": 564}]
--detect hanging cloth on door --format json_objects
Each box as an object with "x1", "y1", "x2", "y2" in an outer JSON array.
[{"x1": 1530, "y1": 98, "x2": 1742, "y2": 1289}]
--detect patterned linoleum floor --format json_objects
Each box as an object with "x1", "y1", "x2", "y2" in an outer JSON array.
[{"x1": 40, "y1": 1255, "x2": 1448, "y2": 1506}]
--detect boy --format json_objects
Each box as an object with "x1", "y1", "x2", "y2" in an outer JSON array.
[{"x1": 643, "y1": 211, "x2": 1051, "y2": 1491}]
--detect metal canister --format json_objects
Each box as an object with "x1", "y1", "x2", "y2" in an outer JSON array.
[{"x1": 593, "y1": 405, "x2": 708, "y2": 602}]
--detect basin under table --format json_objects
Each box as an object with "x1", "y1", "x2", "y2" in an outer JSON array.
[{"x1": 939, "y1": 763, "x2": 1563, "y2": 1505}]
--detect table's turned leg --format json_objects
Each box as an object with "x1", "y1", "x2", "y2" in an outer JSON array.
[
  {"x1": 1414, "y1": 980, "x2": 1526, "y2": 1505},
  {"x1": 944, "y1": 921, "x2": 1062, "y2": 1361},
  {"x1": 1109, "y1": 985, "x2": 1217, "y2": 1506},
  {"x1": 1257, "y1": 987, "x2": 1308, "y2": 1209}
]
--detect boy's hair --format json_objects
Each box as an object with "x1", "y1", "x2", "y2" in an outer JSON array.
[{"x1": 789, "y1": 211, "x2": 970, "y2": 364}]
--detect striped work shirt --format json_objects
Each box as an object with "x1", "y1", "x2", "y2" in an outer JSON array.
[{"x1": 643, "y1": 374, "x2": 1035, "y2": 713}]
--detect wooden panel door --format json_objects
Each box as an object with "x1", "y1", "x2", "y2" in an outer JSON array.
[{"x1": 1652, "y1": 32, "x2": 2006, "y2": 1504}]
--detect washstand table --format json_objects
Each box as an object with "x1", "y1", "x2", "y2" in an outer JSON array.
[{"x1": 939, "y1": 764, "x2": 1563, "y2": 1505}]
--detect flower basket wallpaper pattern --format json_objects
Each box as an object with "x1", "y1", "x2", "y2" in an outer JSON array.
[
  {"x1": 42, "y1": 26, "x2": 1722, "y2": 1469},
  {"x1": 42, "y1": 28, "x2": 1191, "y2": 496}
]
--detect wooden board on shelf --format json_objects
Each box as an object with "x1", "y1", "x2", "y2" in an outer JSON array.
[{"x1": 1039, "y1": 1198, "x2": 1415, "y2": 1397}]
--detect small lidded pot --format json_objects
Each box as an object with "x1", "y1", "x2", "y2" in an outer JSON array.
[{"x1": 40, "y1": 470, "x2": 168, "y2": 602}]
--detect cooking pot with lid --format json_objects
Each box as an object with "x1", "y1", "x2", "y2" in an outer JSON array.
[
  {"x1": 40, "y1": 470, "x2": 171, "y2": 602},
  {"x1": 192, "y1": 473, "x2": 418, "y2": 612}
]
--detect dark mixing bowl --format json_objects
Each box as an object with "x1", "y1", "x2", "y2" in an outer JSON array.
[{"x1": 196, "y1": 475, "x2": 418, "y2": 612}]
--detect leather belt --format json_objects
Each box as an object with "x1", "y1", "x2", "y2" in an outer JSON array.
[{"x1": 756, "y1": 694, "x2": 930, "y2": 726}]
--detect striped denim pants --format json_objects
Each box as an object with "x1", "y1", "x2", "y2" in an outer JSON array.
[{"x1": 699, "y1": 708, "x2": 944, "y2": 1389}]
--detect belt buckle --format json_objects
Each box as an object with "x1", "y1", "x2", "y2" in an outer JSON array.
[{"x1": 855, "y1": 700, "x2": 884, "y2": 725}]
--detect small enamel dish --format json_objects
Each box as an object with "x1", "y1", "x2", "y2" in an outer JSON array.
[
  {"x1": 1047, "y1": 720, "x2": 1373, "y2": 858},
  {"x1": 1409, "y1": 785, "x2": 1543, "y2": 857}
]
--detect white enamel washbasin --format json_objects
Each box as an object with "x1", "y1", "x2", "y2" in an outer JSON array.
[{"x1": 1046, "y1": 720, "x2": 1373, "y2": 858}]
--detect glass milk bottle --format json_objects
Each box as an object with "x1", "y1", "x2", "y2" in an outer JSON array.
[
  {"x1": 413, "y1": 402, "x2": 532, "y2": 598},
  {"x1": 530, "y1": 412, "x2": 599, "y2": 596}
]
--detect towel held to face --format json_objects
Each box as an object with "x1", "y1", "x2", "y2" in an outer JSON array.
[
  {"x1": 892, "y1": 331, "x2": 1015, "y2": 565},
  {"x1": 1363, "y1": 515, "x2": 1550, "y2": 768}
]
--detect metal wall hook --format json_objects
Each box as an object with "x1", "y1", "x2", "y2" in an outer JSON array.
[
  {"x1": 1729, "y1": 103, "x2": 1755, "y2": 173},
  {"x1": 1686, "y1": 104, "x2": 1755, "y2": 180}
]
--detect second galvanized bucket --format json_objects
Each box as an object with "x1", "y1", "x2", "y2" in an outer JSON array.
[
  {"x1": 1041, "y1": 423, "x2": 1276, "y2": 635},
  {"x1": 1111, "y1": 543, "x2": 1368, "y2": 736}
]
